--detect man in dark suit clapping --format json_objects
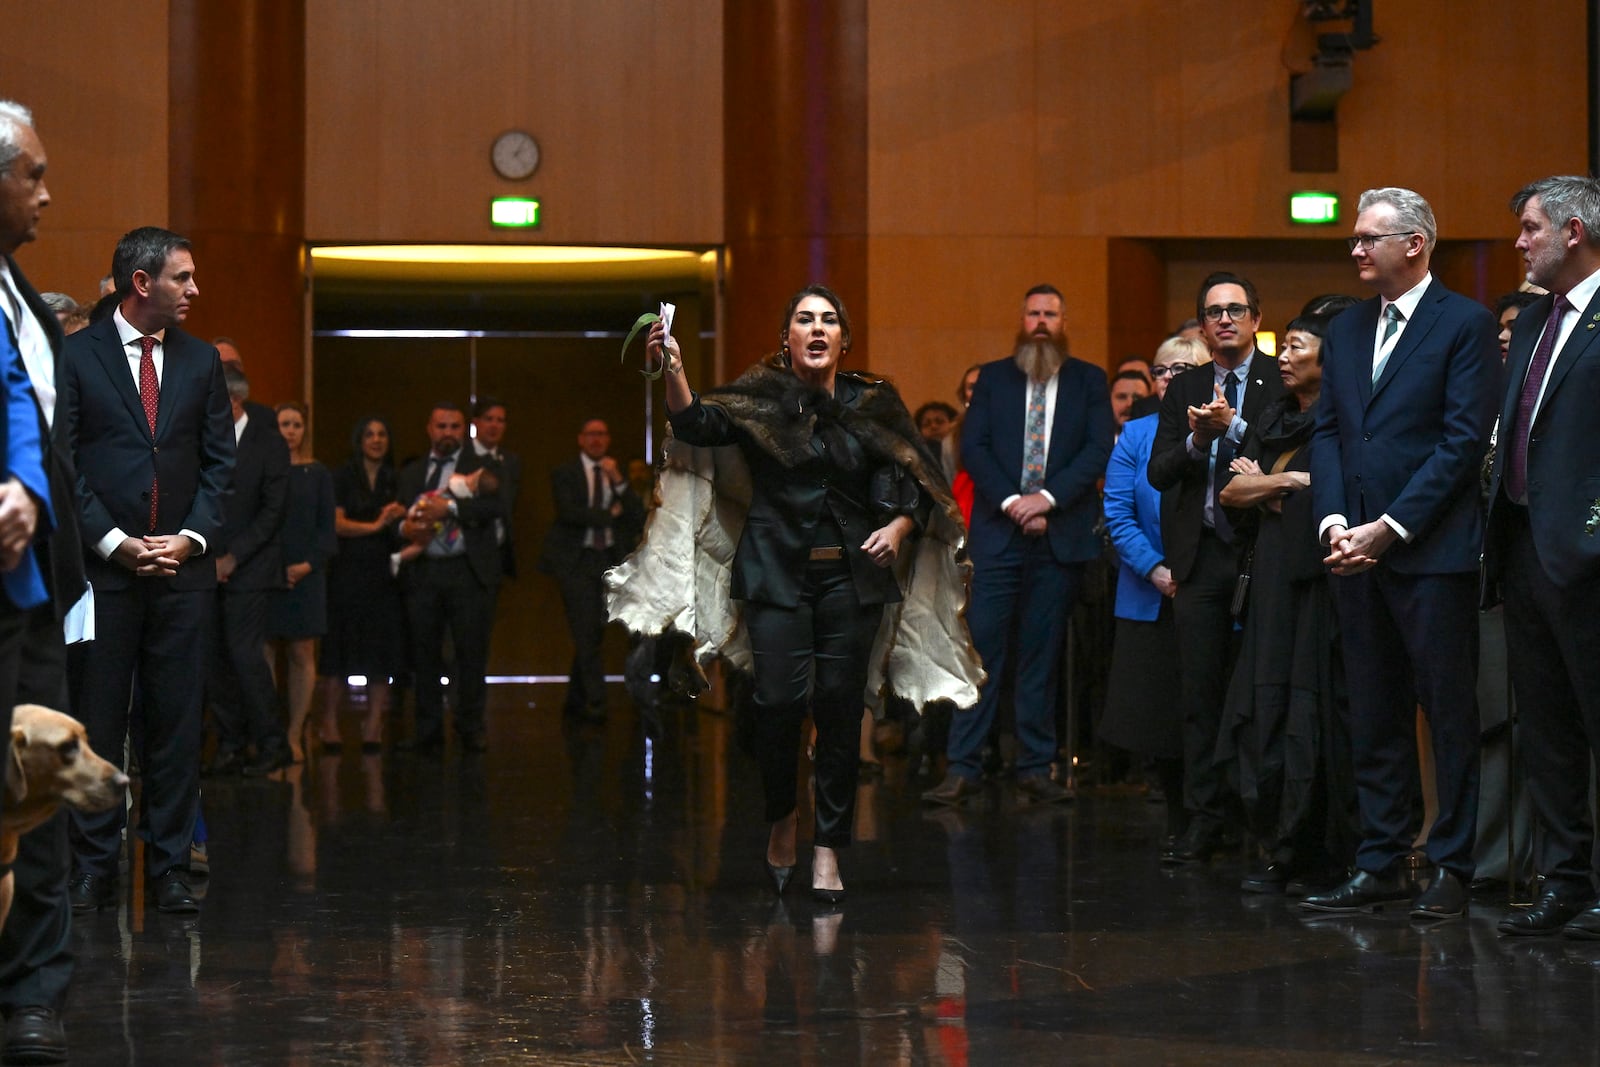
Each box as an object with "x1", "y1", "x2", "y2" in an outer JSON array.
[
  {"x1": 62, "y1": 226, "x2": 236, "y2": 916},
  {"x1": 1488, "y1": 177, "x2": 1600, "y2": 938},
  {"x1": 396, "y1": 402, "x2": 504, "y2": 752},
  {"x1": 1147, "y1": 272, "x2": 1285, "y2": 863},
  {"x1": 1301, "y1": 188, "x2": 1499, "y2": 921}
]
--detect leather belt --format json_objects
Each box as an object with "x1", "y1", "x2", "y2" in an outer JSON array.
[{"x1": 808, "y1": 546, "x2": 845, "y2": 561}]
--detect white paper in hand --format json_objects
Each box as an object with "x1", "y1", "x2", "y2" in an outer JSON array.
[{"x1": 659, "y1": 302, "x2": 676, "y2": 348}]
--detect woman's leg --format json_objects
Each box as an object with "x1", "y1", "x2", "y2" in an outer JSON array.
[
  {"x1": 363, "y1": 680, "x2": 391, "y2": 745},
  {"x1": 284, "y1": 638, "x2": 318, "y2": 761},
  {"x1": 317, "y1": 676, "x2": 342, "y2": 745}
]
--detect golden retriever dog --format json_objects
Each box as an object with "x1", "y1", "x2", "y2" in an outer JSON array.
[{"x1": 1, "y1": 704, "x2": 128, "y2": 928}]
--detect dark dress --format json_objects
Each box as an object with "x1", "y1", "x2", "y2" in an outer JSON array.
[
  {"x1": 269, "y1": 461, "x2": 337, "y2": 639},
  {"x1": 318, "y1": 462, "x2": 407, "y2": 679},
  {"x1": 1216, "y1": 396, "x2": 1357, "y2": 870}
]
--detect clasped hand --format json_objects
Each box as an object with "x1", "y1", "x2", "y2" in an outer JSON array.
[
  {"x1": 1323, "y1": 520, "x2": 1397, "y2": 576},
  {"x1": 116, "y1": 533, "x2": 192, "y2": 577}
]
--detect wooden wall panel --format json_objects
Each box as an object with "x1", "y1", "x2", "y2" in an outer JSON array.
[
  {"x1": 0, "y1": 1, "x2": 169, "y2": 300},
  {"x1": 305, "y1": 0, "x2": 724, "y2": 246},
  {"x1": 865, "y1": 235, "x2": 1109, "y2": 408}
]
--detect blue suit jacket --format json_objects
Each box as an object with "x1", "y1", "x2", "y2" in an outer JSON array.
[
  {"x1": 1103, "y1": 414, "x2": 1165, "y2": 621},
  {"x1": 1485, "y1": 287, "x2": 1600, "y2": 589},
  {"x1": 1310, "y1": 279, "x2": 1499, "y2": 575},
  {"x1": 961, "y1": 355, "x2": 1113, "y2": 566}
]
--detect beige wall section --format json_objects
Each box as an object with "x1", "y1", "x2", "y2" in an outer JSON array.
[
  {"x1": 866, "y1": 0, "x2": 1588, "y2": 407},
  {"x1": 305, "y1": 0, "x2": 724, "y2": 245},
  {"x1": 0, "y1": 1, "x2": 169, "y2": 300}
]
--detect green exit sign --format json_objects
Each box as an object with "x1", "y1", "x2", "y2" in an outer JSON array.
[
  {"x1": 1289, "y1": 191, "x2": 1339, "y2": 225},
  {"x1": 491, "y1": 198, "x2": 541, "y2": 228}
]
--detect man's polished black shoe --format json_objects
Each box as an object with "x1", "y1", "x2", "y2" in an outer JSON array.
[
  {"x1": 1498, "y1": 882, "x2": 1592, "y2": 937},
  {"x1": 1562, "y1": 901, "x2": 1600, "y2": 940},
  {"x1": 3, "y1": 1006, "x2": 67, "y2": 1065},
  {"x1": 1163, "y1": 822, "x2": 1223, "y2": 866},
  {"x1": 67, "y1": 873, "x2": 115, "y2": 914},
  {"x1": 920, "y1": 772, "x2": 979, "y2": 807},
  {"x1": 1411, "y1": 868, "x2": 1468, "y2": 921},
  {"x1": 1299, "y1": 867, "x2": 1412, "y2": 913},
  {"x1": 1014, "y1": 774, "x2": 1074, "y2": 805},
  {"x1": 242, "y1": 744, "x2": 293, "y2": 777},
  {"x1": 1241, "y1": 862, "x2": 1291, "y2": 894},
  {"x1": 154, "y1": 871, "x2": 199, "y2": 914}
]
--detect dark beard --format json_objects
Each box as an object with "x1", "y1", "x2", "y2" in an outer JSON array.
[{"x1": 1012, "y1": 331, "x2": 1067, "y2": 382}]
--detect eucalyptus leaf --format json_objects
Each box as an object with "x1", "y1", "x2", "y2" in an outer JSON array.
[{"x1": 621, "y1": 312, "x2": 664, "y2": 380}]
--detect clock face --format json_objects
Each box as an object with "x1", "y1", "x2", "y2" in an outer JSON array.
[{"x1": 491, "y1": 131, "x2": 540, "y2": 181}]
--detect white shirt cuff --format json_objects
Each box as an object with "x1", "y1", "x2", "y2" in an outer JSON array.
[
  {"x1": 1380, "y1": 513, "x2": 1412, "y2": 542},
  {"x1": 180, "y1": 529, "x2": 207, "y2": 555},
  {"x1": 1318, "y1": 515, "x2": 1349, "y2": 545},
  {"x1": 1038, "y1": 489, "x2": 1057, "y2": 509},
  {"x1": 94, "y1": 528, "x2": 127, "y2": 560},
  {"x1": 1000, "y1": 494, "x2": 1020, "y2": 510}
]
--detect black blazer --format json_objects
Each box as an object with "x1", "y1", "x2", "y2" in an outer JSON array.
[
  {"x1": 1310, "y1": 282, "x2": 1499, "y2": 576},
  {"x1": 478, "y1": 445, "x2": 522, "y2": 577},
  {"x1": 1148, "y1": 354, "x2": 1287, "y2": 581},
  {"x1": 668, "y1": 373, "x2": 924, "y2": 609},
  {"x1": 4, "y1": 258, "x2": 86, "y2": 621},
  {"x1": 62, "y1": 317, "x2": 236, "y2": 592},
  {"x1": 395, "y1": 445, "x2": 504, "y2": 591},
  {"x1": 1485, "y1": 288, "x2": 1600, "y2": 591},
  {"x1": 538, "y1": 457, "x2": 642, "y2": 573},
  {"x1": 216, "y1": 410, "x2": 289, "y2": 591},
  {"x1": 960, "y1": 355, "x2": 1114, "y2": 566}
]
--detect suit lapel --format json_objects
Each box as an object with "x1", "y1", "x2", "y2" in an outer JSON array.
[
  {"x1": 1344, "y1": 299, "x2": 1381, "y2": 408},
  {"x1": 1500, "y1": 293, "x2": 1549, "y2": 420},
  {"x1": 91, "y1": 321, "x2": 151, "y2": 438},
  {"x1": 1536, "y1": 291, "x2": 1600, "y2": 418},
  {"x1": 1370, "y1": 282, "x2": 1443, "y2": 405},
  {"x1": 152, "y1": 331, "x2": 192, "y2": 442}
]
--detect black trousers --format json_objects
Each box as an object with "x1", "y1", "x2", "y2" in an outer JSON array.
[
  {"x1": 0, "y1": 604, "x2": 71, "y2": 1014},
  {"x1": 405, "y1": 555, "x2": 492, "y2": 742},
  {"x1": 743, "y1": 560, "x2": 883, "y2": 849},
  {"x1": 209, "y1": 586, "x2": 286, "y2": 754},
  {"x1": 1171, "y1": 530, "x2": 1242, "y2": 827},
  {"x1": 555, "y1": 548, "x2": 611, "y2": 712},
  {"x1": 70, "y1": 582, "x2": 209, "y2": 880},
  {"x1": 1503, "y1": 511, "x2": 1600, "y2": 890}
]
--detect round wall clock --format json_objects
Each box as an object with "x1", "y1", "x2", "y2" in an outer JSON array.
[{"x1": 491, "y1": 130, "x2": 540, "y2": 181}]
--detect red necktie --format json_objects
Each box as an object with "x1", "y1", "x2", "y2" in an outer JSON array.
[
  {"x1": 1506, "y1": 293, "x2": 1570, "y2": 502},
  {"x1": 139, "y1": 336, "x2": 159, "y2": 531}
]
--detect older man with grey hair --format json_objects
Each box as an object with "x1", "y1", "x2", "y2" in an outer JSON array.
[{"x1": 0, "y1": 97, "x2": 90, "y2": 1067}]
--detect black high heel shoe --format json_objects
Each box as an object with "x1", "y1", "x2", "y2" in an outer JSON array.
[
  {"x1": 766, "y1": 862, "x2": 794, "y2": 896},
  {"x1": 812, "y1": 884, "x2": 846, "y2": 906}
]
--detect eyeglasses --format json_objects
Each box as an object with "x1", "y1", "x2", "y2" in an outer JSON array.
[
  {"x1": 1151, "y1": 362, "x2": 1195, "y2": 378},
  {"x1": 1345, "y1": 232, "x2": 1417, "y2": 252},
  {"x1": 1201, "y1": 304, "x2": 1253, "y2": 323}
]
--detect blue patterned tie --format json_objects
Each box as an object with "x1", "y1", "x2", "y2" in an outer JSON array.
[{"x1": 1021, "y1": 380, "x2": 1046, "y2": 493}]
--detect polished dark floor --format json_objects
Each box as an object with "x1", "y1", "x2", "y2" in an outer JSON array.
[{"x1": 57, "y1": 686, "x2": 1600, "y2": 1065}]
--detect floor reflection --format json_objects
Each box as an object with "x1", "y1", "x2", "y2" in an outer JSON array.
[{"x1": 53, "y1": 685, "x2": 1600, "y2": 1064}]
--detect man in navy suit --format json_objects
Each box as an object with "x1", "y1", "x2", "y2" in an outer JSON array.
[
  {"x1": 1147, "y1": 272, "x2": 1286, "y2": 863},
  {"x1": 62, "y1": 226, "x2": 235, "y2": 916},
  {"x1": 1487, "y1": 177, "x2": 1600, "y2": 938},
  {"x1": 922, "y1": 285, "x2": 1113, "y2": 805},
  {"x1": 1301, "y1": 188, "x2": 1498, "y2": 920}
]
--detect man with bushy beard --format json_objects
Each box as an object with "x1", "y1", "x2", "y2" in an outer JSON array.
[
  {"x1": 922, "y1": 285, "x2": 1113, "y2": 806},
  {"x1": 1147, "y1": 271, "x2": 1285, "y2": 864}
]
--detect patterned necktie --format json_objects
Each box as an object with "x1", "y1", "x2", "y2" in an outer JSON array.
[
  {"x1": 139, "y1": 336, "x2": 159, "y2": 532},
  {"x1": 1373, "y1": 303, "x2": 1403, "y2": 383},
  {"x1": 1506, "y1": 293, "x2": 1571, "y2": 502},
  {"x1": 1021, "y1": 380, "x2": 1047, "y2": 493},
  {"x1": 1211, "y1": 370, "x2": 1240, "y2": 543}
]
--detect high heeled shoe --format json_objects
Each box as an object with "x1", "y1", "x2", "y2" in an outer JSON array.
[
  {"x1": 766, "y1": 862, "x2": 794, "y2": 896},
  {"x1": 811, "y1": 884, "x2": 846, "y2": 906}
]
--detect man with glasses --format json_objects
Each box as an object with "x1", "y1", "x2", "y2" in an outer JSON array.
[
  {"x1": 1148, "y1": 272, "x2": 1285, "y2": 864},
  {"x1": 1301, "y1": 187, "x2": 1498, "y2": 920}
]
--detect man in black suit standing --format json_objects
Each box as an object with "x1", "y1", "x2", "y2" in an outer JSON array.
[
  {"x1": 207, "y1": 364, "x2": 290, "y2": 776},
  {"x1": 62, "y1": 226, "x2": 235, "y2": 916},
  {"x1": 1147, "y1": 272, "x2": 1285, "y2": 862},
  {"x1": 471, "y1": 396, "x2": 521, "y2": 582},
  {"x1": 1487, "y1": 177, "x2": 1600, "y2": 937},
  {"x1": 1301, "y1": 188, "x2": 1498, "y2": 920},
  {"x1": 0, "y1": 98, "x2": 90, "y2": 1067},
  {"x1": 396, "y1": 402, "x2": 503, "y2": 752},
  {"x1": 538, "y1": 418, "x2": 643, "y2": 723},
  {"x1": 921, "y1": 284, "x2": 1113, "y2": 807}
]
